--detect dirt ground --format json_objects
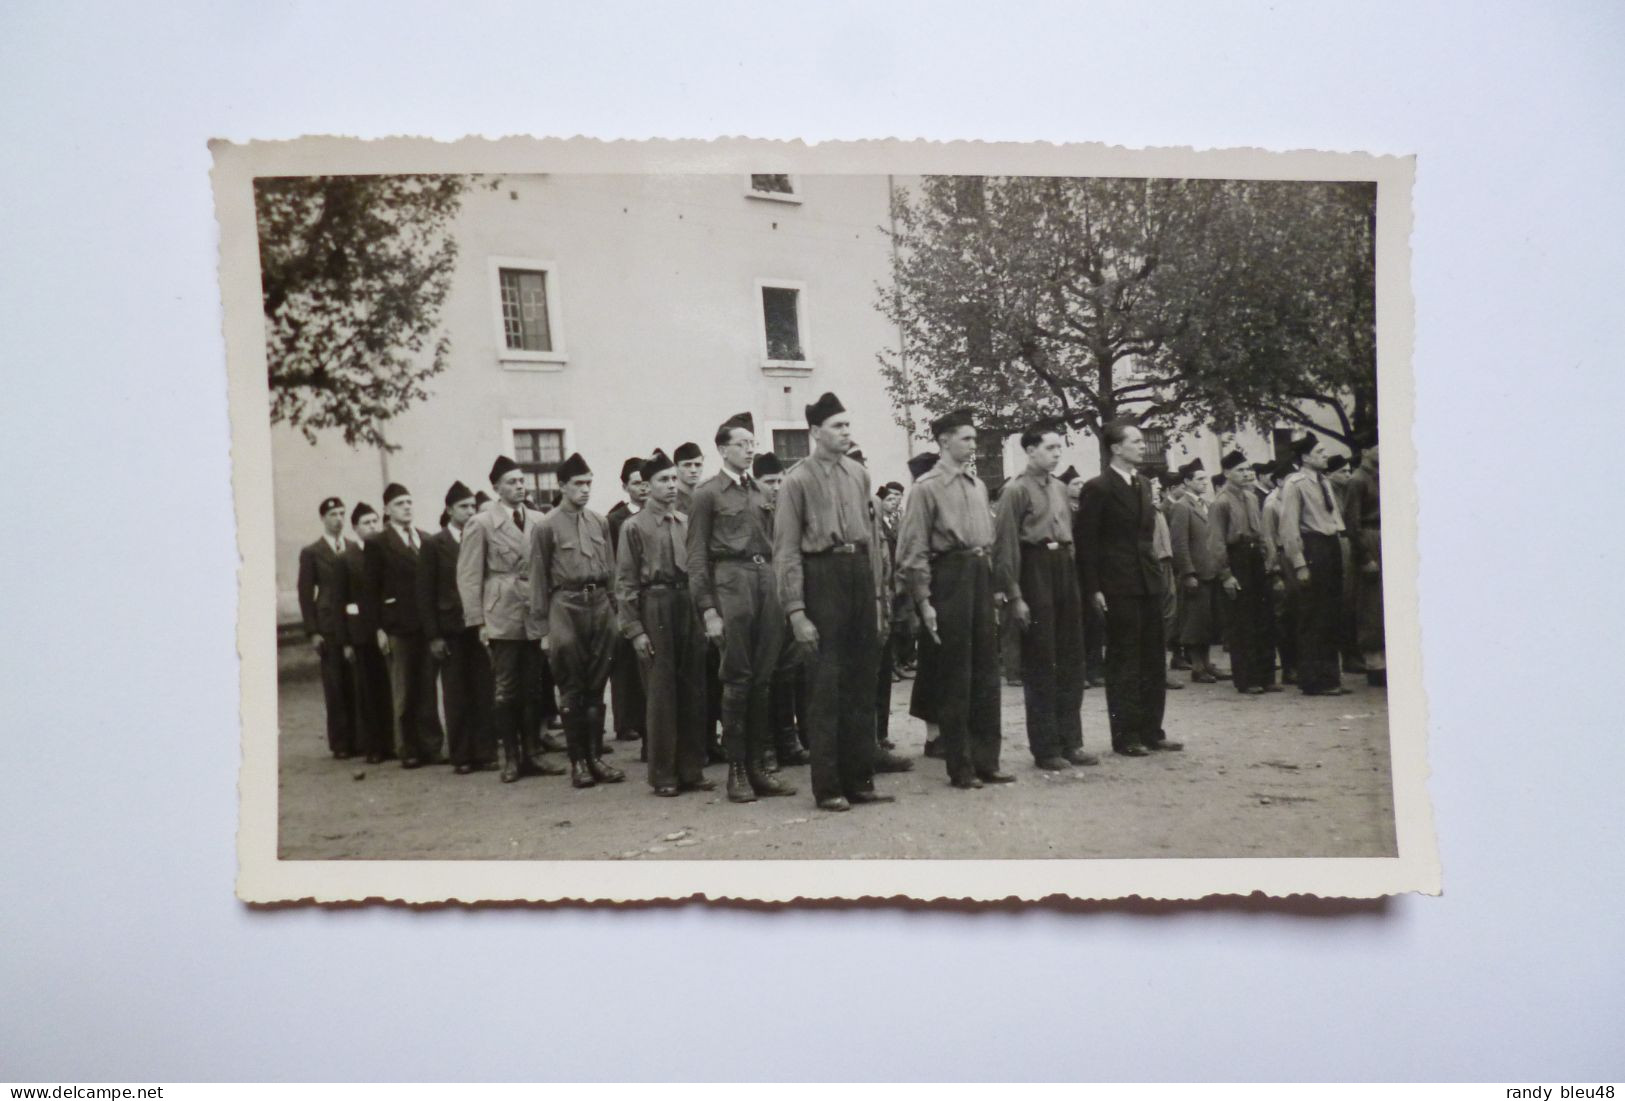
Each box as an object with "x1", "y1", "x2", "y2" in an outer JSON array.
[{"x1": 274, "y1": 642, "x2": 1396, "y2": 861}]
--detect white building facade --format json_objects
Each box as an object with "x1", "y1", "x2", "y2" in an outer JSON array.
[{"x1": 270, "y1": 173, "x2": 1342, "y2": 619}]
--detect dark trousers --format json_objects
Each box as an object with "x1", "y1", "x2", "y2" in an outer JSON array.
[
  {"x1": 386, "y1": 631, "x2": 444, "y2": 761},
  {"x1": 437, "y1": 627, "x2": 494, "y2": 767},
  {"x1": 1102, "y1": 593, "x2": 1167, "y2": 751},
  {"x1": 1223, "y1": 543, "x2": 1275, "y2": 691},
  {"x1": 930, "y1": 551, "x2": 1002, "y2": 783},
  {"x1": 1083, "y1": 598, "x2": 1106, "y2": 679},
  {"x1": 489, "y1": 638, "x2": 548, "y2": 766},
  {"x1": 801, "y1": 553, "x2": 879, "y2": 801},
  {"x1": 1272, "y1": 555, "x2": 1299, "y2": 681},
  {"x1": 771, "y1": 652, "x2": 810, "y2": 754},
  {"x1": 349, "y1": 642, "x2": 394, "y2": 760},
  {"x1": 908, "y1": 628, "x2": 941, "y2": 725},
  {"x1": 1296, "y1": 532, "x2": 1345, "y2": 694},
  {"x1": 637, "y1": 586, "x2": 708, "y2": 789},
  {"x1": 609, "y1": 636, "x2": 646, "y2": 737},
  {"x1": 316, "y1": 635, "x2": 356, "y2": 755},
  {"x1": 712, "y1": 559, "x2": 784, "y2": 762},
  {"x1": 1017, "y1": 543, "x2": 1086, "y2": 761},
  {"x1": 875, "y1": 634, "x2": 894, "y2": 745},
  {"x1": 547, "y1": 591, "x2": 617, "y2": 761}
]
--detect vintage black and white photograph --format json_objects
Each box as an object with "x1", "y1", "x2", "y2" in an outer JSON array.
[{"x1": 216, "y1": 138, "x2": 1433, "y2": 902}]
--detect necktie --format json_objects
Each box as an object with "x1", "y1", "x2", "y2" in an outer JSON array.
[
  {"x1": 513, "y1": 508, "x2": 524, "y2": 532},
  {"x1": 1319, "y1": 476, "x2": 1334, "y2": 511},
  {"x1": 669, "y1": 516, "x2": 687, "y2": 573}
]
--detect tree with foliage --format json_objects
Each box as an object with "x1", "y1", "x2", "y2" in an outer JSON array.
[
  {"x1": 877, "y1": 175, "x2": 1376, "y2": 463},
  {"x1": 255, "y1": 174, "x2": 490, "y2": 450}
]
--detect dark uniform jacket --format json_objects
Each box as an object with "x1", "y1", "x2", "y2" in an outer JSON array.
[
  {"x1": 296, "y1": 537, "x2": 349, "y2": 639},
  {"x1": 1075, "y1": 468, "x2": 1165, "y2": 597},
  {"x1": 366, "y1": 524, "x2": 432, "y2": 636},
  {"x1": 416, "y1": 527, "x2": 467, "y2": 640},
  {"x1": 338, "y1": 540, "x2": 379, "y2": 647}
]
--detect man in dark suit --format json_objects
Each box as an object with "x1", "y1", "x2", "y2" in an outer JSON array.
[
  {"x1": 366, "y1": 482, "x2": 446, "y2": 768},
  {"x1": 1074, "y1": 421, "x2": 1183, "y2": 757},
  {"x1": 340, "y1": 503, "x2": 395, "y2": 764},
  {"x1": 297, "y1": 496, "x2": 357, "y2": 759},
  {"x1": 418, "y1": 481, "x2": 495, "y2": 774}
]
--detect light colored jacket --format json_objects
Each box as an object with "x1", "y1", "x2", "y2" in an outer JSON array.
[{"x1": 457, "y1": 502, "x2": 546, "y2": 639}]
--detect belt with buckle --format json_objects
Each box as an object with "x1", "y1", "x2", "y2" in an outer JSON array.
[
  {"x1": 1024, "y1": 540, "x2": 1065, "y2": 551},
  {"x1": 719, "y1": 553, "x2": 771, "y2": 565},
  {"x1": 560, "y1": 580, "x2": 609, "y2": 594},
  {"x1": 824, "y1": 542, "x2": 865, "y2": 555},
  {"x1": 640, "y1": 579, "x2": 683, "y2": 590}
]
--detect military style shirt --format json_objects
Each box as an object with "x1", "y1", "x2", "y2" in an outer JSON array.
[
  {"x1": 991, "y1": 466, "x2": 1071, "y2": 599},
  {"x1": 772, "y1": 449, "x2": 874, "y2": 616},
  {"x1": 614, "y1": 502, "x2": 690, "y2": 640},
  {"x1": 896, "y1": 459, "x2": 995, "y2": 606},
  {"x1": 1207, "y1": 482, "x2": 1266, "y2": 584},
  {"x1": 1279, "y1": 468, "x2": 1347, "y2": 571},
  {"x1": 686, "y1": 467, "x2": 774, "y2": 613},
  {"x1": 528, "y1": 503, "x2": 614, "y2": 636}
]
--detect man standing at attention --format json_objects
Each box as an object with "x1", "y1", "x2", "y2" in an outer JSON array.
[
  {"x1": 298, "y1": 496, "x2": 357, "y2": 760},
  {"x1": 418, "y1": 481, "x2": 496, "y2": 774},
  {"x1": 754, "y1": 451, "x2": 813, "y2": 772},
  {"x1": 898, "y1": 408, "x2": 1013, "y2": 790},
  {"x1": 1169, "y1": 460, "x2": 1223, "y2": 684},
  {"x1": 529, "y1": 452, "x2": 625, "y2": 789},
  {"x1": 1075, "y1": 421, "x2": 1181, "y2": 757},
  {"x1": 1208, "y1": 452, "x2": 1279, "y2": 696},
  {"x1": 1280, "y1": 434, "x2": 1352, "y2": 696},
  {"x1": 995, "y1": 424, "x2": 1101, "y2": 773},
  {"x1": 1344, "y1": 433, "x2": 1385, "y2": 687},
  {"x1": 459, "y1": 456, "x2": 567, "y2": 783},
  {"x1": 686, "y1": 413, "x2": 797, "y2": 803},
  {"x1": 366, "y1": 483, "x2": 445, "y2": 769},
  {"x1": 606, "y1": 457, "x2": 649, "y2": 751},
  {"x1": 615, "y1": 450, "x2": 714, "y2": 797},
  {"x1": 773, "y1": 392, "x2": 894, "y2": 812}
]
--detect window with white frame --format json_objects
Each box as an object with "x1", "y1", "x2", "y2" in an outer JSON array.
[
  {"x1": 512, "y1": 428, "x2": 566, "y2": 505},
  {"x1": 756, "y1": 280, "x2": 811, "y2": 373},
  {"x1": 771, "y1": 428, "x2": 810, "y2": 467},
  {"x1": 488, "y1": 257, "x2": 566, "y2": 366},
  {"x1": 745, "y1": 174, "x2": 801, "y2": 203}
]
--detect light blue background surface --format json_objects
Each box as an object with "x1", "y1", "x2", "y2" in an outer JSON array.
[{"x1": 2, "y1": 0, "x2": 1621, "y2": 1081}]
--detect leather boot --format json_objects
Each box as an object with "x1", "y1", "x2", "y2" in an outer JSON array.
[
  {"x1": 585, "y1": 706, "x2": 625, "y2": 782},
  {"x1": 571, "y1": 759, "x2": 596, "y2": 788},
  {"x1": 748, "y1": 742, "x2": 796, "y2": 797},
  {"x1": 727, "y1": 760, "x2": 756, "y2": 803}
]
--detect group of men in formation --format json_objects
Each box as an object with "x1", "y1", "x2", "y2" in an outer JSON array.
[{"x1": 296, "y1": 390, "x2": 1385, "y2": 813}]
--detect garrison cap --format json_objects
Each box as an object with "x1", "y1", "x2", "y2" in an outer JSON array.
[
  {"x1": 673, "y1": 441, "x2": 703, "y2": 463},
  {"x1": 351, "y1": 501, "x2": 377, "y2": 526},
  {"x1": 619, "y1": 457, "x2": 644, "y2": 485},
  {"x1": 1251, "y1": 461, "x2": 1274, "y2": 476},
  {"x1": 382, "y1": 482, "x2": 410, "y2": 505},
  {"x1": 1158, "y1": 470, "x2": 1183, "y2": 489},
  {"x1": 751, "y1": 451, "x2": 783, "y2": 478},
  {"x1": 557, "y1": 452, "x2": 591, "y2": 483},
  {"x1": 1221, "y1": 450, "x2": 1248, "y2": 472},
  {"x1": 1213, "y1": 474, "x2": 1228, "y2": 489},
  {"x1": 1178, "y1": 460, "x2": 1205, "y2": 480},
  {"x1": 847, "y1": 448, "x2": 867, "y2": 466},
  {"x1": 444, "y1": 480, "x2": 475, "y2": 507},
  {"x1": 929, "y1": 407, "x2": 975, "y2": 438},
  {"x1": 1326, "y1": 454, "x2": 1348, "y2": 473},
  {"x1": 641, "y1": 449, "x2": 675, "y2": 481},
  {"x1": 805, "y1": 391, "x2": 846, "y2": 427},
  {"x1": 906, "y1": 452, "x2": 940, "y2": 481},
  {"x1": 489, "y1": 455, "x2": 520, "y2": 484},
  {"x1": 877, "y1": 481, "x2": 904, "y2": 499},
  {"x1": 1291, "y1": 433, "x2": 1319, "y2": 457},
  {"x1": 719, "y1": 411, "x2": 755, "y2": 436},
  {"x1": 474, "y1": 491, "x2": 491, "y2": 508},
  {"x1": 318, "y1": 496, "x2": 344, "y2": 517},
  {"x1": 1058, "y1": 466, "x2": 1080, "y2": 484}
]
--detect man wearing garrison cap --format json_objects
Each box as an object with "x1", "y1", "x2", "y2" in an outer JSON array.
[
  {"x1": 902, "y1": 449, "x2": 946, "y2": 758},
  {"x1": 1209, "y1": 452, "x2": 1279, "y2": 695},
  {"x1": 1278, "y1": 433, "x2": 1350, "y2": 695},
  {"x1": 530, "y1": 453, "x2": 625, "y2": 788},
  {"x1": 615, "y1": 450, "x2": 714, "y2": 796},
  {"x1": 1261, "y1": 456, "x2": 1300, "y2": 685},
  {"x1": 755, "y1": 451, "x2": 814, "y2": 771},
  {"x1": 686, "y1": 413, "x2": 798, "y2": 803},
  {"x1": 339, "y1": 503, "x2": 396, "y2": 763},
  {"x1": 994, "y1": 423, "x2": 1100, "y2": 772},
  {"x1": 606, "y1": 456, "x2": 650, "y2": 750},
  {"x1": 418, "y1": 482, "x2": 496, "y2": 773},
  {"x1": 365, "y1": 483, "x2": 446, "y2": 767},
  {"x1": 898, "y1": 407, "x2": 1012, "y2": 788},
  {"x1": 673, "y1": 441, "x2": 705, "y2": 516},
  {"x1": 298, "y1": 496, "x2": 358, "y2": 759},
  {"x1": 458, "y1": 455, "x2": 567, "y2": 782},
  {"x1": 772, "y1": 392, "x2": 893, "y2": 811},
  {"x1": 1168, "y1": 459, "x2": 1225, "y2": 684},
  {"x1": 1344, "y1": 429, "x2": 1385, "y2": 686}
]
